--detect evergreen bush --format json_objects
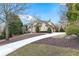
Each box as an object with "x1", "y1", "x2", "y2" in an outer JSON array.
[
  {"x1": 66, "y1": 24, "x2": 79, "y2": 35},
  {"x1": 47, "y1": 27, "x2": 52, "y2": 33},
  {"x1": 60, "y1": 27, "x2": 65, "y2": 32}
]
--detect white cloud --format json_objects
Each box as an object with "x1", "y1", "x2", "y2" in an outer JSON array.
[
  {"x1": 59, "y1": 3, "x2": 66, "y2": 5},
  {"x1": 18, "y1": 14, "x2": 36, "y2": 25},
  {"x1": 19, "y1": 15, "x2": 33, "y2": 21}
]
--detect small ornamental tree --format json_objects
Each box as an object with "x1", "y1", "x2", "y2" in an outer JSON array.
[{"x1": 47, "y1": 27, "x2": 52, "y2": 33}]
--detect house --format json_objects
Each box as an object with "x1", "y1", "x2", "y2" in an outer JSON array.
[
  {"x1": 0, "y1": 23, "x2": 5, "y2": 35},
  {"x1": 27, "y1": 19, "x2": 57, "y2": 33}
]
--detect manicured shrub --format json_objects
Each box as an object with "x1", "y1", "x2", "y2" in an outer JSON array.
[
  {"x1": 47, "y1": 27, "x2": 52, "y2": 33},
  {"x1": 66, "y1": 24, "x2": 79, "y2": 35}
]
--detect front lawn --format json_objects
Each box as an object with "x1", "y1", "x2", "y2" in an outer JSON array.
[{"x1": 8, "y1": 43, "x2": 79, "y2": 56}]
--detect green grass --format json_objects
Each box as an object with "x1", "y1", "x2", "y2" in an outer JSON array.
[{"x1": 8, "y1": 43, "x2": 79, "y2": 56}]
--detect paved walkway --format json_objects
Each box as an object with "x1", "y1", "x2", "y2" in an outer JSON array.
[{"x1": 0, "y1": 32, "x2": 65, "y2": 56}]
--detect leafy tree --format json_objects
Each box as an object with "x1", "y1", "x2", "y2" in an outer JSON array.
[
  {"x1": 75, "y1": 3, "x2": 79, "y2": 10},
  {"x1": 66, "y1": 3, "x2": 79, "y2": 23},
  {"x1": 66, "y1": 3, "x2": 79, "y2": 35}
]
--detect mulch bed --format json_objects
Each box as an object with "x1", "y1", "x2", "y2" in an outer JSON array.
[
  {"x1": 32, "y1": 37, "x2": 79, "y2": 49},
  {"x1": 0, "y1": 33, "x2": 45, "y2": 45}
]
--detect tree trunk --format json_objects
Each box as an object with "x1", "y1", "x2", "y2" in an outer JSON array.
[{"x1": 5, "y1": 21, "x2": 9, "y2": 40}]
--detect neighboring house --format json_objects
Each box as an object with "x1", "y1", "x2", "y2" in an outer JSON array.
[
  {"x1": 28, "y1": 19, "x2": 57, "y2": 33},
  {"x1": 0, "y1": 23, "x2": 5, "y2": 35}
]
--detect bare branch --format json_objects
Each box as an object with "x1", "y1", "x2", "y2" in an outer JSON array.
[{"x1": 0, "y1": 3, "x2": 29, "y2": 40}]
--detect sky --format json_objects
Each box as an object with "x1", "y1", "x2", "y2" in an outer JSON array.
[
  {"x1": 20, "y1": 3, "x2": 67, "y2": 25},
  {"x1": 0, "y1": 3, "x2": 67, "y2": 25}
]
